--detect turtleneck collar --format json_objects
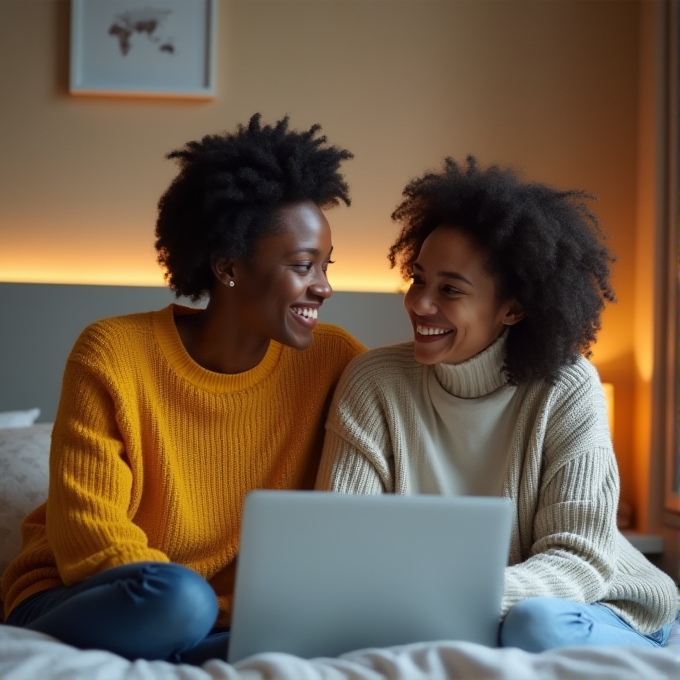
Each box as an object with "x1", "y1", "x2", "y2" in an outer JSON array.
[{"x1": 433, "y1": 330, "x2": 509, "y2": 398}]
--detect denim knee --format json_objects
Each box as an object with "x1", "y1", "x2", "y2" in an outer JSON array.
[
  {"x1": 6, "y1": 561, "x2": 219, "y2": 661},
  {"x1": 500, "y1": 597, "x2": 568, "y2": 652},
  {"x1": 127, "y1": 562, "x2": 218, "y2": 646}
]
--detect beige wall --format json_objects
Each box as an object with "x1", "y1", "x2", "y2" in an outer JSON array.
[{"x1": 0, "y1": 0, "x2": 657, "y2": 518}]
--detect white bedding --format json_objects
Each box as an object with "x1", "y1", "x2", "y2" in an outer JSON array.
[
  {"x1": 2, "y1": 426, "x2": 680, "y2": 679},
  {"x1": 1, "y1": 625, "x2": 679, "y2": 680}
]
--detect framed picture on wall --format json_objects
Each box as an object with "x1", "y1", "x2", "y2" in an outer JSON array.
[{"x1": 69, "y1": 0, "x2": 217, "y2": 99}]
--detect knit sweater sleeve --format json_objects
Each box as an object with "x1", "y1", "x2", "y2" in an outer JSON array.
[
  {"x1": 502, "y1": 362, "x2": 638, "y2": 617},
  {"x1": 316, "y1": 349, "x2": 401, "y2": 494},
  {"x1": 316, "y1": 430, "x2": 386, "y2": 494},
  {"x1": 503, "y1": 448, "x2": 619, "y2": 612},
  {"x1": 47, "y1": 327, "x2": 169, "y2": 585}
]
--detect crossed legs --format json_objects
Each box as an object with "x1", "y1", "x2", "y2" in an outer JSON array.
[{"x1": 6, "y1": 561, "x2": 225, "y2": 663}]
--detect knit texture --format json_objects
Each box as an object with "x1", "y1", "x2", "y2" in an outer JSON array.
[
  {"x1": 317, "y1": 336, "x2": 679, "y2": 635},
  {"x1": 2, "y1": 305, "x2": 365, "y2": 624}
]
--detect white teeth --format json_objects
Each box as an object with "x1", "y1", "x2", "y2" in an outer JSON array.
[
  {"x1": 292, "y1": 307, "x2": 318, "y2": 320},
  {"x1": 417, "y1": 324, "x2": 451, "y2": 336}
]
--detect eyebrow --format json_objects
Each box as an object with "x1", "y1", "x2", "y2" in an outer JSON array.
[
  {"x1": 412, "y1": 261, "x2": 473, "y2": 287},
  {"x1": 285, "y1": 246, "x2": 334, "y2": 258}
]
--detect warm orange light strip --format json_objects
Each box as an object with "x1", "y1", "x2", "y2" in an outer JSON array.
[
  {"x1": 0, "y1": 269, "x2": 403, "y2": 293},
  {"x1": 0, "y1": 269, "x2": 167, "y2": 288}
]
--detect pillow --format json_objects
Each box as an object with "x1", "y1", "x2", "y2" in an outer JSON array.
[
  {"x1": 0, "y1": 408, "x2": 41, "y2": 429},
  {"x1": 0, "y1": 423, "x2": 52, "y2": 580}
]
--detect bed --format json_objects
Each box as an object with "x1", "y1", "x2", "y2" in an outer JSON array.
[{"x1": 1, "y1": 421, "x2": 679, "y2": 680}]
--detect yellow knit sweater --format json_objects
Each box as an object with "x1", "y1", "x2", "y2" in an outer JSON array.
[{"x1": 1, "y1": 305, "x2": 365, "y2": 624}]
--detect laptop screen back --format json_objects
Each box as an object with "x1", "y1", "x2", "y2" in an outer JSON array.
[{"x1": 228, "y1": 491, "x2": 512, "y2": 662}]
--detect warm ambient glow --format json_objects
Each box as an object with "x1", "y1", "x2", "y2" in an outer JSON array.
[
  {"x1": 0, "y1": 269, "x2": 167, "y2": 288},
  {"x1": 0, "y1": 266, "x2": 404, "y2": 293},
  {"x1": 602, "y1": 382, "x2": 615, "y2": 435}
]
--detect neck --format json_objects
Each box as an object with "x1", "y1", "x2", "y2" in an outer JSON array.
[
  {"x1": 433, "y1": 330, "x2": 509, "y2": 398},
  {"x1": 175, "y1": 297, "x2": 270, "y2": 375}
]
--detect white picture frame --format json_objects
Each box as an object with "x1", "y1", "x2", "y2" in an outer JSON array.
[{"x1": 69, "y1": 0, "x2": 217, "y2": 100}]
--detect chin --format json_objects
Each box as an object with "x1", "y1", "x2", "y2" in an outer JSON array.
[
  {"x1": 412, "y1": 332, "x2": 457, "y2": 366},
  {"x1": 282, "y1": 332, "x2": 314, "y2": 351}
]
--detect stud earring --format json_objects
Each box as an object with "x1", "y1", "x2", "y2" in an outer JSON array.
[{"x1": 229, "y1": 280, "x2": 235, "y2": 287}]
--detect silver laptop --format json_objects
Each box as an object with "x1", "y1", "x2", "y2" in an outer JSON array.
[{"x1": 228, "y1": 491, "x2": 512, "y2": 663}]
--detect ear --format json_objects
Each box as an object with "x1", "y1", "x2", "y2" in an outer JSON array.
[
  {"x1": 212, "y1": 258, "x2": 237, "y2": 287},
  {"x1": 501, "y1": 299, "x2": 525, "y2": 326}
]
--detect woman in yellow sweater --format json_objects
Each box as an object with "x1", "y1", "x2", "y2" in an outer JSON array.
[{"x1": 1, "y1": 114, "x2": 365, "y2": 663}]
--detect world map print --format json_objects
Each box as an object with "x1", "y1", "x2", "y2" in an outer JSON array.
[{"x1": 108, "y1": 8, "x2": 175, "y2": 57}]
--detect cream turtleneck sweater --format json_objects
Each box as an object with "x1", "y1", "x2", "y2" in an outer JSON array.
[{"x1": 316, "y1": 334, "x2": 679, "y2": 634}]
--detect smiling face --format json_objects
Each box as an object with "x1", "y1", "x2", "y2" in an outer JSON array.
[
  {"x1": 228, "y1": 201, "x2": 334, "y2": 351},
  {"x1": 403, "y1": 225, "x2": 524, "y2": 366}
]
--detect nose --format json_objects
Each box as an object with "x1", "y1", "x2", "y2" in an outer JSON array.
[
  {"x1": 408, "y1": 286, "x2": 437, "y2": 315},
  {"x1": 310, "y1": 269, "x2": 332, "y2": 300}
]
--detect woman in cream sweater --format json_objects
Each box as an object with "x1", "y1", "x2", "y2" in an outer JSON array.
[
  {"x1": 2, "y1": 114, "x2": 365, "y2": 663},
  {"x1": 316, "y1": 156, "x2": 678, "y2": 651}
]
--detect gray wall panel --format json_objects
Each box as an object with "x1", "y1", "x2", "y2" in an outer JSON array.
[{"x1": 0, "y1": 283, "x2": 411, "y2": 422}]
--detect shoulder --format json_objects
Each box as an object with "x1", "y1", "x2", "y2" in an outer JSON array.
[
  {"x1": 554, "y1": 355, "x2": 602, "y2": 392},
  {"x1": 524, "y1": 355, "x2": 602, "y2": 402},
  {"x1": 527, "y1": 356, "x2": 611, "y2": 455},
  {"x1": 69, "y1": 309, "x2": 158, "y2": 362},
  {"x1": 75, "y1": 310, "x2": 156, "y2": 342},
  {"x1": 327, "y1": 344, "x2": 423, "y2": 435},
  {"x1": 309, "y1": 323, "x2": 367, "y2": 358},
  {"x1": 336, "y1": 342, "x2": 422, "y2": 395},
  {"x1": 344, "y1": 342, "x2": 418, "y2": 372},
  {"x1": 276, "y1": 324, "x2": 365, "y2": 380},
  {"x1": 543, "y1": 356, "x2": 605, "y2": 412}
]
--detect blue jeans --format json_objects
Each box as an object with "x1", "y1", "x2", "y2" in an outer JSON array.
[
  {"x1": 500, "y1": 596, "x2": 673, "y2": 652},
  {"x1": 5, "y1": 561, "x2": 228, "y2": 664}
]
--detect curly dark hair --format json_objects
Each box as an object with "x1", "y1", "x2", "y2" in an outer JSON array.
[
  {"x1": 388, "y1": 155, "x2": 616, "y2": 385},
  {"x1": 155, "y1": 113, "x2": 353, "y2": 300}
]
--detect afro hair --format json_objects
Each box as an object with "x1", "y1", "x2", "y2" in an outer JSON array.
[
  {"x1": 388, "y1": 155, "x2": 616, "y2": 385},
  {"x1": 155, "y1": 113, "x2": 353, "y2": 300}
]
